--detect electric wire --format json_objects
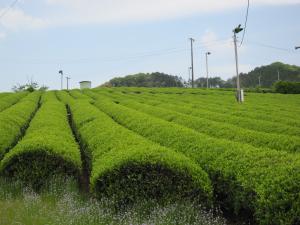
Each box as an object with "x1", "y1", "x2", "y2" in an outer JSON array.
[
  {"x1": 247, "y1": 41, "x2": 295, "y2": 53},
  {"x1": 240, "y1": 0, "x2": 250, "y2": 47},
  {"x1": 0, "y1": 38, "x2": 232, "y2": 65},
  {"x1": 0, "y1": 0, "x2": 18, "y2": 20},
  {"x1": 0, "y1": 38, "x2": 296, "y2": 65}
]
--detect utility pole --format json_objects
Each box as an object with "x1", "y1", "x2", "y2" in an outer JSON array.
[
  {"x1": 66, "y1": 77, "x2": 71, "y2": 90},
  {"x1": 59, "y1": 70, "x2": 63, "y2": 90},
  {"x1": 205, "y1": 52, "x2": 211, "y2": 89},
  {"x1": 258, "y1": 71, "x2": 262, "y2": 87},
  {"x1": 277, "y1": 70, "x2": 280, "y2": 81},
  {"x1": 188, "y1": 67, "x2": 192, "y2": 87},
  {"x1": 189, "y1": 38, "x2": 195, "y2": 88},
  {"x1": 233, "y1": 24, "x2": 244, "y2": 103}
]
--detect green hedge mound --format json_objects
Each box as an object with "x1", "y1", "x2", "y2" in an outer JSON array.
[
  {"x1": 0, "y1": 92, "x2": 82, "y2": 189},
  {"x1": 90, "y1": 92, "x2": 300, "y2": 225},
  {"x1": 0, "y1": 91, "x2": 28, "y2": 112},
  {"x1": 0, "y1": 92, "x2": 41, "y2": 160},
  {"x1": 98, "y1": 91, "x2": 300, "y2": 153},
  {"x1": 57, "y1": 91, "x2": 213, "y2": 207}
]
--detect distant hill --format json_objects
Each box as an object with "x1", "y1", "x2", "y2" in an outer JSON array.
[
  {"x1": 195, "y1": 62, "x2": 300, "y2": 89},
  {"x1": 239, "y1": 62, "x2": 300, "y2": 88},
  {"x1": 99, "y1": 62, "x2": 300, "y2": 89},
  {"x1": 101, "y1": 72, "x2": 184, "y2": 88}
]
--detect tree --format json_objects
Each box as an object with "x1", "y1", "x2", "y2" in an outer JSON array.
[
  {"x1": 239, "y1": 62, "x2": 300, "y2": 88},
  {"x1": 12, "y1": 80, "x2": 48, "y2": 92},
  {"x1": 273, "y1": 81, "x2": 300, "y2": 94},
  {"x1": 195, "y1": 77, "x2": 225, "y2": 88},
  {"x1": 101, "y1": 72, "x2": 184, "y2": 88}
]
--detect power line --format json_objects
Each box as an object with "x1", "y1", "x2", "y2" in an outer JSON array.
[
  {"x1": 247, "y1": 41, "x2": 294, "y2": 52},
  {"x1": 0, "y1": 0, "x2": 18, "y2": 20},
  {"x1": 0, "y1": 38, "x2": 232, "y2": 65},
  {"x1": 240, "y1": 0, "x2": 250, "y2": 47},
  {"x1": 1, "y1": 37, "x2": 293, "y2": 65}
]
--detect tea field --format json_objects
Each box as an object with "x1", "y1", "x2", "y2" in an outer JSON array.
[{"x1": 0, "y1": 88, "x2": 299, "y2": 225}]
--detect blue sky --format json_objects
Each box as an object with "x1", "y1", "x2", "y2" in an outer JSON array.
[{"x1": 0, "y1": 0, "x2": 299, "y2": 91}]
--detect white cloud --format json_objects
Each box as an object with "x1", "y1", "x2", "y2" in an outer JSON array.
[
  {"x1": 0, "y1": 0, "x2": 299, "y2": 31},
  {"x1": 210, "y1": 64, "x2": 253, "y2": 79},
  {"x1": 0, "y1": 8, "x2": 47, "y2": 31},
  {"x1": 199, "y1": 30, "x2": 248, "y2": 53},
  {"x1": 45, "y1": 0, "x2": 300, "y2": 25},
  {"x1": 0, "y1": 31, "x2": 6, "y2": 39},
  {"x1": 196, "y1": 30, "x2": 251, "y2": 79}
]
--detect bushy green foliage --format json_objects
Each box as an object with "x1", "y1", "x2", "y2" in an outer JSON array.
[
  {"x1": 56, "y1": 91, "x2": 213, "y2": 206},
  {"x1": 90, "y1": 93, "x2": 300, "y2": 225},
  {"x1": 111, "y1": 88, "x2": 300, "y2": 136},
  {"x1": 0, "y1": 92, "x2": 41, "y2": 159},
  {"x1": 274, "y1": 81, "x2": 300, "y2": 94},
  {"x1": 0, "y1": 91, "x2": 82, "y2": 188},
  {"x1": 69, "y1": 89, "x2": 93, "y2": 100},
  {"x1": 0, "y1": 88, "x2": 299, "y2": 224},
  {"x1": 0, "y1": 91, "x2": 28, "y2": 112},
  {"x1": 0, "y1": 92, "x2": 10, "y2": 99},
  {"x1": 98, "y1": 91, "x2": 300, "y2": 152},
  {"x1": 239, "y1": 62, "x2": 300, "y2": 88},
  {"x1": 102, "y1": 72, "x2": 184, "y2": 87},
  {"x1": 132, "y1": 88, "x2": 300, "y2": 128}
]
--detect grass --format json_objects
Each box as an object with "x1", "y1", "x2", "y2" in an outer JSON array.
[{"x1": 0, "y1": 177, "x2": 228, "y2": 225}]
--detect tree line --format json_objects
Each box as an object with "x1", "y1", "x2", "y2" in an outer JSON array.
[{"x1": 100, "y1": 62, "x2": 300, "y2": 90}]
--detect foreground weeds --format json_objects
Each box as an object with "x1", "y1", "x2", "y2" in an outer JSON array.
[{"x1": 0, "y1": 177, "x2": 227, "y2": 225}]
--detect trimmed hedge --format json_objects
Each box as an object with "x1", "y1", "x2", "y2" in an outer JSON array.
[
  {"x1": 99, "y1": 91, "x2": 300, "y2": 152},
  {"x1": 108, "y1": 90, "x2": 300, "y2": 137},
  {"x1": 133, "y1": 90, "x2": 300, "y2": 128},
  {"x1": 56, "y1": 91, "x2": 213, "y2": 206},
  {"x1": 0, "y1": 93, "x2": 10, "y2": 99},
  {"x1": 0, "y1": 91, "x2": 82, "y2": 188},
  {"x1": 0, "y1": 92, "x2": 41, "y2": 160},
  {"x1": 69, "y1": 89, "x2": 93, "y2": 101},
  {"x1": 91, "y1": 93, "x2": 300, "y2": 225},
  {"x1": 0, "y1": 92, "x2": 28, "y2": 112},
  {"x1": 114, "y1": 87, "x2": 300, "y2": 119}
]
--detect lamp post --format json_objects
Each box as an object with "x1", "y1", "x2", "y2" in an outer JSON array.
[
  {"x1": 233, "y1": 24, "x2": 244, "y2": 103},
  {"x1": 59, "y1": 70, "x2": 63, "y2": 90},
  {"x1": 205, "y1": 52, "x2": 211, "y2": 89},
  {"x1": 66, "y1": 77, "x2": 71, "y2": 90}
]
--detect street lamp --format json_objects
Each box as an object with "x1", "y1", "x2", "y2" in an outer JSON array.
[
  {"x1": 233, "y1": 24, "x2": 244, "y2": 103},
  {"x1": 59, "y1": 70, "x2": 63, "y2": 90},
  {"x1": 205, "y1": 52, "x2": 211, "y2": 89},
  {"x1": 295, "y1": 46, "x2": 300, "y2": 50},
  {"x1": 66, "y1": 77, "x2": 71, "y2": 90}
]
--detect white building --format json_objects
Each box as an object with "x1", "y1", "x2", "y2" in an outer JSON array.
[{"x1": 79, "y1": 81, "x2": 92, "y2": 89}]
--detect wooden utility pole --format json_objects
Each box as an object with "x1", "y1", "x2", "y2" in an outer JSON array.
[
  {"x1": 233, "y1": 24, "x2": 244, "y2": 103},
  {"x1": 189, "y1": 38, "x2": 195, "y2": 88},
  {"x1": 205, "y1": 52, "x2": 211, "y2": 89}
]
